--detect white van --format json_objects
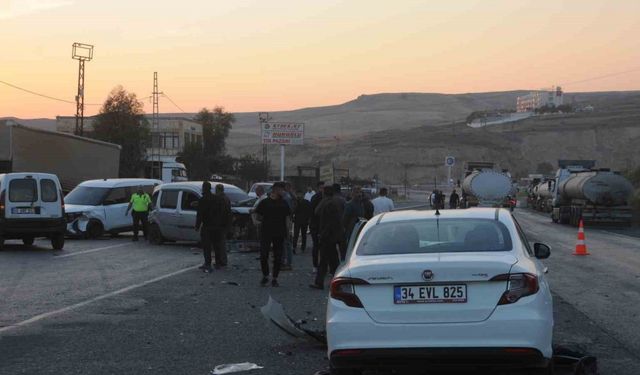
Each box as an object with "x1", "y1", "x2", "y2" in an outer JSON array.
[
  {"x1": 0, "y1": 173, "x2": 66, "y2": 250},
  {"x1": 64, "y1": 178, "x2": 162, "y2": 238}
]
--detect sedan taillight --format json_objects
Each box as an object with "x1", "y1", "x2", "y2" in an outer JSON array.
[
  {"x1": 330, "y1": 277, "x2": 369, "y2": 308},
  {"x1": 491, "y1": 273, "x2": 539, "y2": 305}
]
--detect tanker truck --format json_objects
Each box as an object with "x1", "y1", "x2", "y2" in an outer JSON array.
[
  {"x1": 461, "y1": 169, "x2": 515, "y2": 209},
  {"x1": 544, "y1": 160, "x2": 634, "y2": 225}
]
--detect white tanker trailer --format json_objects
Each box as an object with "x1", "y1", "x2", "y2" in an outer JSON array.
[{"x1": 461, "y1": 170, "x2": 515, "y2": 209}]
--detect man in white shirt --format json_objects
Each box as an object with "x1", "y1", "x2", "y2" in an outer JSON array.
[
  {"x1": 372, "y1": 187, "x2": 394, "y2": 216},
  {"x1": 304, "y1": 186, "x2": 316, "y2": 202}
]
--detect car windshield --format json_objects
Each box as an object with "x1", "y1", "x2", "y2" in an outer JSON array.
[
  {"x1": 356, "y1": 218, "x2": 513, "y2": 255},
  {"x1": 64, "y1": 186, "x2": 110, "y2": 206}
]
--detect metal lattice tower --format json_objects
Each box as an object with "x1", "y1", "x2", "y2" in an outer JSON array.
[
  {"x1": 72, "y1": 43, "x2": 93, "y2": 136},
  {"x1": 152, "y1": 72, "x2": 161, "y2": 179}
]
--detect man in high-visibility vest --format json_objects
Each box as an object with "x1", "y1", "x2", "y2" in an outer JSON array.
[{"x1": 126, "y1": 186, "x2": 151, "y2": 241}]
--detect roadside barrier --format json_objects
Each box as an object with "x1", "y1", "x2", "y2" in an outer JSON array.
[{"x1": 573, "y1": 219, "x2": 590, "y2": 256}]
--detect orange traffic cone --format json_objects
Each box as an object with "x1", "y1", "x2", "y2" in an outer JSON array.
[{"x1": 573, "y1": 219, "x2": 590, "y2": 256}]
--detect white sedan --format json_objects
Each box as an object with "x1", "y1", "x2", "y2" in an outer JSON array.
[{"x1": 327, "y1": 208, "x2": 553, "y2": 375}]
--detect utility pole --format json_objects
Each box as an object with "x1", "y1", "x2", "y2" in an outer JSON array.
[
  {"x1": 152, "y1": 72, "x2": 162, "y2": 180},
  {"x1": 72, "y1": 43, "x2": 93, "y2": 136}
]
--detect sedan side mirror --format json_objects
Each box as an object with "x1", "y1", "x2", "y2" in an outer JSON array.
[{"x1": 533, "y1": 243, "x2": 551, "y2": 259}]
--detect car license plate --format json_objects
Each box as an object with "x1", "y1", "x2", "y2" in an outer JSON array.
[
  {"x1": 394, "y1": 284, "x2": 467, "y2": 304},
  {"x1": 12, "y1": 207, "x2": 36, "y2": 214}
]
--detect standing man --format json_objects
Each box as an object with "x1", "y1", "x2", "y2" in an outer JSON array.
[
  {"x1": 255, "y1": 182, "x2": 290, "y2": 287},
  {"x1": 195, "y1": 182, "x2": 224, "y2": 273},
  {"x1": 343, "y1": 186, "x2": 364, "y2": 258},
  {"x1": 125, "y1": 186, "x2": 151, "y2": 242},
  {"x1": 372, "y1": 187, "x2": 394, "y2": 216},
  {"x1": 293, "y1": 190, "x2": 312, "y2": 253},
  {"x1": 449, "y1": 189, "x2": 460, "y2": 209},
  {"x1": 332, "y1": 182, "x2": 347, "y2": 260},
  {"x1": 304, "y1": 186, "x2": 316, "y2": 202},
  {"x1": 281, "y1": 182, "x2": 295, "y2": 269},
  {"x1": 310, "y1": 185, "x2": 342, "y2": 290},
  {"x1": 250, "y1": 185, "x2": 267, "y2": 242},
  {"x1": 214, "y1": 184, "x2": 232, "y2": 267},
  {"x1": 309, "y1": 181, "x2": 325, "y2": 272}
]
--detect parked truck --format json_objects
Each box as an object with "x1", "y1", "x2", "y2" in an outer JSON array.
[
  {"x1": 0, "y1": 122, "x2": 120, "y2": 192},
  {"x1": 144, "y1": 157, "x2": 188, "y2": 184},
  {"x1": 533, "y1": 160, "x2": 634, "y2": 225}
]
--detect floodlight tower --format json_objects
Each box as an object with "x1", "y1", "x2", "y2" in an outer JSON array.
[{"x1": 72, "y1": 42, "x2": 94, "y2": 136}]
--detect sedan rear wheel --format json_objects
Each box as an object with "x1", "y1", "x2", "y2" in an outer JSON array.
[
  {"x1": 0, "y1": 235, "x2": 4, "y2": 251},
  {"x1": 330, "y1": 366, "x2": 362, "y2": 375}
]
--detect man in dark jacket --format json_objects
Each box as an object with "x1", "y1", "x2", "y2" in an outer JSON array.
[
  {"x1": 255, "y1": 182, "x2": 290, "y2": 287},
  {"x1": 293, "y1": 190, "x2": 312, "y2": 253},
  {"x1": 309, "y1": 181, "x2": 325, "y2": 271},
  {"x1": 343, "y1": 186, "x2": 364, "y2": 258},
  {"x1": 195, "y1": 182, "x2": 228, "y2": 272},
  {"x1": 214, "y1": 184, "x2": 232, "y2": 267},
  {"x1": 449, "y1": 190, "x2": 460, "y2": 209},
  {"x1": 310, "y1": 186, "x2": 343, "y2": 289}
]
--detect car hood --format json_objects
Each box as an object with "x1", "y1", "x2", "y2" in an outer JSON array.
[{"x1": 64, "y1": 204, "x2": 99, "y2": 213}]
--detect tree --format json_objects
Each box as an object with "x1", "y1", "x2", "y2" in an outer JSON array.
[
  {"x1": 177, "y1": 141, "x2": 209, "y2": 180},
  {"x1": 235, "y1": 154, "x2": 269, "y2": 184},
  {"x1": 195, "y1": 107, "x2": 235, "y2": 157},
  {"x1": 92, "y1": 86, "x2": 150, "y2": 177}
]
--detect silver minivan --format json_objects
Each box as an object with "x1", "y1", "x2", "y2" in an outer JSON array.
[
  {"x1": 0, "y1": 172, "x2": 66, "y2": 250},
  {"x1": 148, "y1": 182, "x2": 253, "y2": 244}
]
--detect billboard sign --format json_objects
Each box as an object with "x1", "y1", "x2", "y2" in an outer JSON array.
[{"x1": 261, "y1": 122, "x2": 304, "y2": 145}]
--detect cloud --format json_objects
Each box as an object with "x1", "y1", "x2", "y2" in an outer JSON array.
[{"x1": 0, "y1": 0, "x2": 74, "y2": 20}]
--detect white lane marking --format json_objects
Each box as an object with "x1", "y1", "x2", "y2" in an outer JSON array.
[
  {"x1": 54, "y1": 243, "x2": 130, "y2": 258},
  {"x1": 0, "y1": 264, "x2": 199, "y2": 335}
]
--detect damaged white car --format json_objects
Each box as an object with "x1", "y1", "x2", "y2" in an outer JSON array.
[{"x1": 64, "y1": 178, "x2": 162, "y2": 238}]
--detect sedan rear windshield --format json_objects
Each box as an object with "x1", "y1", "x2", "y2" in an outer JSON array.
[
  {"x1": 356, "y1": 218, "x2": 513, "y2": 255},
  {"x1": 226, "y1": 189, "x2": 250, "y2": 205},
  {"x1": 64, "y1": 186, "x2": 110, "y2": 206}
]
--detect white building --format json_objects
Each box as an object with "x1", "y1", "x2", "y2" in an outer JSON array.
[
  {"x1": 56, "y1": 115, "x2": 203, "y2": 160},
  {"x1": 516, "y1": 87, "x2": 563, "y2": 112}
]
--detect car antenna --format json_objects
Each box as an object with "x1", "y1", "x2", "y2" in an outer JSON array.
[{"x1": 435, "y1": 208, "x2": 440, "y2": 241}]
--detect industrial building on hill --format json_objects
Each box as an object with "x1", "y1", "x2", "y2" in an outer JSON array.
[{"x1": 516, "y1": 87, "x2": 564, "y2": 112}]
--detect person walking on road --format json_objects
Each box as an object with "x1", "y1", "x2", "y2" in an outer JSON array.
[
  {"x1": 293, "y1": 190, "x2": 312, "y2": 253},
  {"x1": 195, "y1": 182, "x2": 228, "y2": 272},
  {"x1": 309, "y1": 181, "x2": 325, "y2": 272},
  {"x1": 372, "y1": 187, "x2": 394, "y2": 216},
  {"x1": 310, "y1": 185, "x2": 343, "y2": 290},
  {"x1": 449, "y1": 189, "x2": 460, "y2": 209},
  {"x1": 362, "y1": 193, "x2": 374, "y2": 220},
  {"x1": 125, "y1": 186, "x2": 151, "y2": 242},
  {"x1": 255, "y1": 182, "x2": 290, "y2": 287},
  {"x1": 304, "y1": 186, "x2": 316, "y2": 202}
]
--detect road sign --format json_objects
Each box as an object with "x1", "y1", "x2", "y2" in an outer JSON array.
[
  {"x1": 445, "y1": 156, "x2": 455, "y2": 167},
  {"x1": 261, "y1": 122, "x2": 304, "y2": 145}
]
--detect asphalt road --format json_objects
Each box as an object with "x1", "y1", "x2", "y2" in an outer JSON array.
[{"x1": 1, "y1": 208, "x2": 639, "y2": 374}]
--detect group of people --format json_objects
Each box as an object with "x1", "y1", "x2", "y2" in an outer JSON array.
[
  {"x1": 251, "y1": 181, "x2": 395, "y2": 288},
  {"x1": 429, "y1": 189, "x2": 461, "y2": 209}
]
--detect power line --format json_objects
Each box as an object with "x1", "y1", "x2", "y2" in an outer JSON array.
[
  {"x1": 559, "y1": 66, "x2": 640, "y2": 87},
  {"x1": 0, "y1": 79, "x2": 75, "y2": 104},
  {"x1": 162, "y1": 92, "x2": 187, "y2": 113}
]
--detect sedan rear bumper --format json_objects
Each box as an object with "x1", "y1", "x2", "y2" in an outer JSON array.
[{"x1": 330, "y1": 347, "x2": 549, "y2": 370}]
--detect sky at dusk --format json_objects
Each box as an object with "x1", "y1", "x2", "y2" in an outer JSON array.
[{"x1": 1, "y1": 0, "x2": 640, "y2": 118}]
